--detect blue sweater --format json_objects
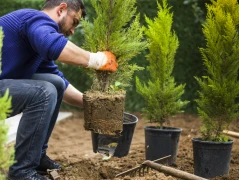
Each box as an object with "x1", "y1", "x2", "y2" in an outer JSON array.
[{"x1": 0, "y1": 9, "x2": 70, "y2": 88}]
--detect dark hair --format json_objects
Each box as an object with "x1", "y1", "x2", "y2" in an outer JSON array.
[{"x1": 42, "y1": 0, "x2": 86, "y2": 18}]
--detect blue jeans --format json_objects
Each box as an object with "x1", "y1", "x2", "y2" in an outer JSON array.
[{"x1": 0, "y1": 74, "x2": 65, "y2": 179}]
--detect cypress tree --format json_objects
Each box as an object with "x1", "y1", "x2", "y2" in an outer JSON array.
[
  {"x1": 195, "y1": 0, "x2": 239, "y2": 141},
  {"x1": 81, "y1": 0, "x2": 147, "y2": 92},
  {"x1": 136, "y1": 0, "x2": 188, "y2": 127}
]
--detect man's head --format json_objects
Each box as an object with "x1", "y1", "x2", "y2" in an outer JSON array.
[
  {"x1": 42, "y1": 0, "x2": 86, "y2": 36},
  {"x1": 42, "y1": 0, "x2": 86, "y2": 17}
]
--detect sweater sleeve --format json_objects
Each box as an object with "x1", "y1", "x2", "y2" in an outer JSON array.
[{"x1": 21, "y1": 12, "x2": 68, "y2": 60}]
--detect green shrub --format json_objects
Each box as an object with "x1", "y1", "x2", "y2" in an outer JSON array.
[
  {"x1": 136, "y1": 0, "x2": 189, "y2": 127},
  {"x1": 195, "y1": 0, "x2": 239, "y2": 141},
  {"x1": 81, "y1": 0, "x2": 147, "y2": 92}
]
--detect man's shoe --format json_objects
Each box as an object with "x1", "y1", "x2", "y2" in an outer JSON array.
[
  {"x1": 36, "y1": 155, "x2": 61, "y2": 175},
  {"x1": 8, "y1": 173, "x2": 50, "y2": 180}
]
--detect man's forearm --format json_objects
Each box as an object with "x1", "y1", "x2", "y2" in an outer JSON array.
[
  {"x1": 57, "y1": 41, "x2": 90, "y2": 67},
  {"x1": 57, "y1": 41, "x2": 118, "y2": 72},
  {"x1": 63, "y1": 84, "x2": 84, "y2": 108}
]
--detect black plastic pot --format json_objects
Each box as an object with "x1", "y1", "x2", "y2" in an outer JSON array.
[
  {"x1": 91, "y1": 113, "x2": 138, "y2": 158},
  {"x1": 192, "y1": 138, "x2": 233, "y2": 178},
  {"x1": 144, "y1": 126, "x2": 182, "y2": 165}
]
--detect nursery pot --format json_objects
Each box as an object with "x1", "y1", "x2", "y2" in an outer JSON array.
[
  {"x1": 192, "y1": 138, "x2": 233, "y2": 178},
  {"x1": 91, "y1": 112, "x2": 138, "y2": 158},
  {"x1": 144, "y1": 126, "x2": 182, "y2": 165},
  {"x1": 83, "y1": 90, "x2": 126, "y2": 135}
]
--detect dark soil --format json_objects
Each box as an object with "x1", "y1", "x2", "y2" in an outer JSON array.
[{"x1": 47, "y1": 111, "x2": 239, "y2": 180}]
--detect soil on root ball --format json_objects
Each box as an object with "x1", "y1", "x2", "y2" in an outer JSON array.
[
  {"x1": 83, "y1": 91, "x2": 125, "y2": 135},
  {"x1": 47, "y1": 111, "x2": 239, "y2": 180}
]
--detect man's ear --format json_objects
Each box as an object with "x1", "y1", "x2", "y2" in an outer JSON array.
[{"x1": 57, "y1": 3, "x2": 68, "y2": 16}]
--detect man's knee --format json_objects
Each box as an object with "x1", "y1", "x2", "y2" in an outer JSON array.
[
  {"x1": 39, "y1": 81, "x2": 58, "y2": 103},
  {"x1": 32, "y1": 74, "x2": 65, "y2": 94},
  {"x1": 2, "y1": 80, "x2": 58, "y2": 117},
  {"x1": 50, "y1": 75, "x2": 65, "y2": 93}
]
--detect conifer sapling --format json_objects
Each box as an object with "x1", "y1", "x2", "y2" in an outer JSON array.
[
  {"x1": 81, "y1": 0, "x2": 147, "y2": 135},
  {"x1": 136, "y1": 0, "x2": 188, "y2": 128},
  {"x1": 195, "y1": 0, "x2": 239, "y2": 142},
  {"x1": 81, "y1": 0, "x2": 147, "y2": 93}
]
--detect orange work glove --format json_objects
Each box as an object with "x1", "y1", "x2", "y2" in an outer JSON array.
[{"x1": 87, "y1": 51, "x2": 118, "y2": 72}]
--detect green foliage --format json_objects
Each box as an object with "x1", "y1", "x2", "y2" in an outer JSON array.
[
  {"x1": 0, "y1": 0, "x2": 44, "y2": 16},
  {"x1": 195, "y1": 0, "x2": 239, "y2": 141},
  {"x1": 169, "y1": 0, "x2": 206, "y2": 114},
  {"x1": 0, "y1": 90, "x2": 14, "y2": 180},
  {"x1": 109, "y1": 81, "x2": 121, "y2": 92},
  {"x1": 125, "y1": 0, "x2": 206, "y2": 113},
  {"x1": 0, "y1": 28, "x2": 14, "y2": 180},
  {"x1": 81, "y1": 0, "x2": 147, "y2": 92},
  {"x1": 136, "y1": 0, "x2": 189, "y2": 127},
  {"x1": 183, "y1": 0, "x2": 208, "y2": 23}
]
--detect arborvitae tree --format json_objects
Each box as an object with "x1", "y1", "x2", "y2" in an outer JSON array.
[
  {"x1": 81, "y1": 0, "x2": 147, "y2": 92},
  {"x1": 136, "y1": 0, "x2": 188, "y2": 127},
  {"x1": 0, "y1": 27, "x2": 14, "y2": 180},
  {"x1": 195, "y1": 0, "x2": 239, "y2": 141}
]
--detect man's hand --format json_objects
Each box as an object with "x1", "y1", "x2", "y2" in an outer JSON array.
[{"x1": 88, "y1": 51, "x2": 118, "y2": 72}]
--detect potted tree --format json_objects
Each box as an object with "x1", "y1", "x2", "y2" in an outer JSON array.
[
  {"x1": 136, "y1": 0, "x2": 188, "y2": 165},
  {"x1": 81, "y1": 0, "x2": 147, "y2": 157},
  {"x1": 193, "y1": 0, "x2": 239, "y2": 178},
  {"x1": 0, "y1": 27, "x2": 14, "y2": 179}
]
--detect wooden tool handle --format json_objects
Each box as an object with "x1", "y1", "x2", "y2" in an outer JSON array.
[
  {"x1": 143, "y1": 161, "x2": 208, "y2": 180},
  {"x1": 223, "y1": 130, "x2": 239, "y2": 138}
]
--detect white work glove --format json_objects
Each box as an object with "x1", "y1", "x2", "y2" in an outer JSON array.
[{"x1": 87, "y1": 51, "x2": 118, "y2": 72}]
